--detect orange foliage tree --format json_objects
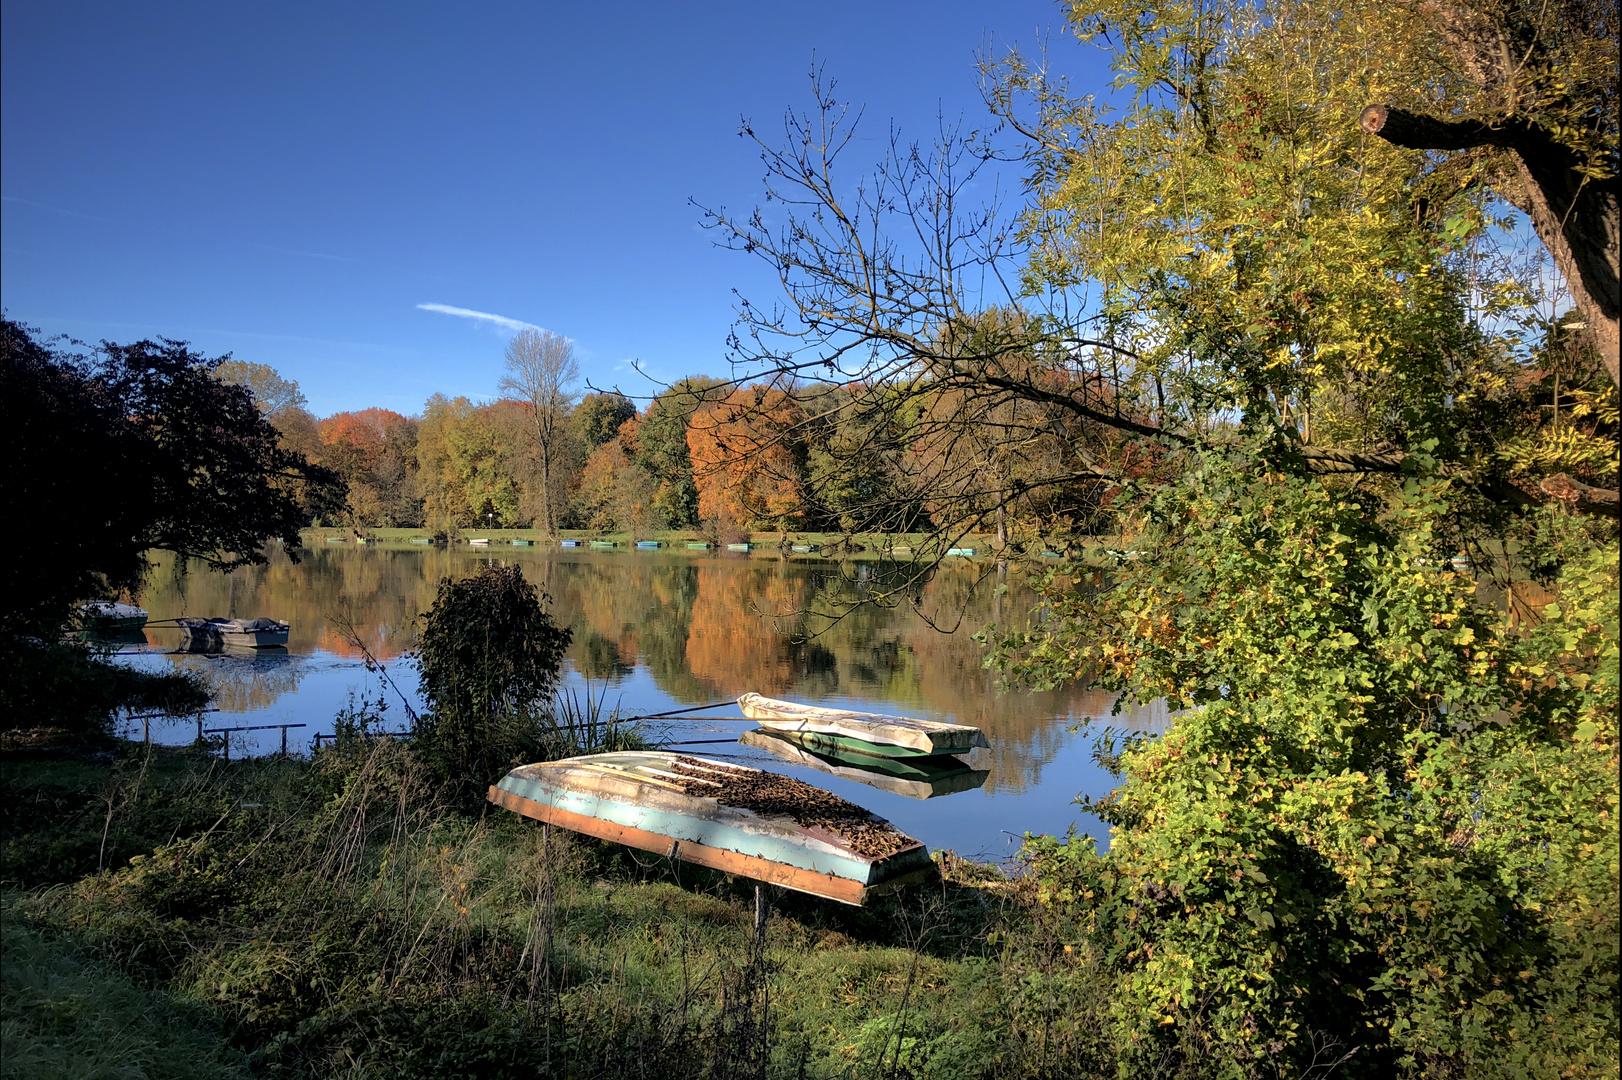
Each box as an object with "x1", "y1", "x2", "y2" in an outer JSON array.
[
  {"x1": 684, "y1": 386, "x2": 806, "y2": 531},
  {"x1": 317, "y1": 407, "x2": 420, "y2": 527}
]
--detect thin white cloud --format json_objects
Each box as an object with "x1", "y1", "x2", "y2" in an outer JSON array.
[{"x1": 416, "y1": 302, "x2": 540, "y2": 333}]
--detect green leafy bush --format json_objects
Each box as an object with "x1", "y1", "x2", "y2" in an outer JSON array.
[
  {"x1": 1009, "y1": 463, "x2": 1619, "y2": 1077},
  {"x1": 412, "y1": 564, "x2": 572, "y2": 800}
]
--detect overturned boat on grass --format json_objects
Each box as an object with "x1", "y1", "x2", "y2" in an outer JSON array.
[
  {"x1": 737, "y1": 693, "x2": 989, "y2": 758},
  {"x1": 488, "y1": 752, "x2": 935, "y2": 905}
]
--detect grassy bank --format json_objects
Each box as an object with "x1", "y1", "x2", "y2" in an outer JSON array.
[{"x1": 1, "y1": 735, "x2": 1112, "y2": 1079}]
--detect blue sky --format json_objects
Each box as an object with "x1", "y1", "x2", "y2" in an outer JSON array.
[{"x1": 2, "y1": 2, "x2": 1107, "y2": 416}]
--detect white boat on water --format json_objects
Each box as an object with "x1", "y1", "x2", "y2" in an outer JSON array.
[
  {"x1": 176, "y1": 617, "x2": 290, "y2": 649},
  {"x1": 737, "y1": 692, "x2": 990, "y2": 757},
  {"x1": 468, "y1": 538, "x2": 491, "y2": 546},
  {"x1": 78, "y1": 601, "x2": 149, "y2": 631}
]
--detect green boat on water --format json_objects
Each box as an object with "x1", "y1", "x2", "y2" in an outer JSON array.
[
  {"x1": 738, "y1": 693, "x2": 989, "y2": 758},
  {"x1": 739, "y1": 729, "x2": 989, "y2": 800}
]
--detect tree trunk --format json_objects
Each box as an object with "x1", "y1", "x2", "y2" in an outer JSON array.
[{"x1": 539, "y1": 438, "x2": 555, "y2": 537}]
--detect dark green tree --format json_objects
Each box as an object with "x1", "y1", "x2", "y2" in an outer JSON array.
[
  {"x1": 0, "y1": 319, "x2": 339, "y2": 637},
  {"x1": 573, "y1": 392, "x2": 638, "y2": 449}
]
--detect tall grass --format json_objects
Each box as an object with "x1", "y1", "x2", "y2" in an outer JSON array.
[
  {"x1": 0, "y1": 902, "x2": 248, "y2": 1079},
  {"x1": 6, "y1": 732, "x2": 1116, "y2": 1078}
]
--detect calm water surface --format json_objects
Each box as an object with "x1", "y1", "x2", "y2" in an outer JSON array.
[{"x1": 112, "y1": 544, "x2": 1170, "y2": 860}]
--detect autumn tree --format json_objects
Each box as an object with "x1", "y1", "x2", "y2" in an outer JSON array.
[
  {"x1": 686, "y1": 385, "x2": 807, "y2": 531},
  {"x1": 417, "y1": 395, "x2": 526, "y2": 534},
  {"x1": 318, "y1": 408, "x2": 421, "y2": 527},
  {"x1": 636, "y1": 377, "x2": 728, "y2": 527},
  {"x1": 500, "y1": 328, "x2": 579, "y2": 536},
  {"x1": 572, "y1": 418, "x2": 660, "y2": 532}
]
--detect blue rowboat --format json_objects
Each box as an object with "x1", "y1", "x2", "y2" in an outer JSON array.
[
  {"x1": 790, "y1": 543, "x2": 821, "y2": 553},
  {"x1": 636, "y1": 540, "x2": 662, "y2": 549},
  {"x1": 561, "y1": 539, "x2": 583, "y2": 548},
  {"x1": 512, "y1": 538, "x2": 533, "y2": 546},
  {"x1": 726, "y1": 542, "x2": 753, "y2": 552},
  {"x1": 589, "y1": 540, "x2": 617, "y2": 549},
  {"x1": 488, "y1": 752, "x2": 935, "y2": 905},
  {"x1": 411, "y1": 537, "x2": 433, "y2": 544},
  {"x1": 946, "y1": 547, "x2": 976, "y2": 557},
  {"x1": 686, "y1": 542, "x2": 712, "y2": 549},
  {"x1": 737, "y1": 693, "x2": 989, "y2": 757}
]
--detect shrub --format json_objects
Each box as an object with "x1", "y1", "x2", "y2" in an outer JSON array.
[
  {"x1": 1013, "y1": 466, "x2": 1619, "y2": 1078},
  {"x1": 0, "y1": 636, "x2": 208, "y2": 738},
  {"x1": 412, "y1": 564, "x2": 572, "y2": 801}
]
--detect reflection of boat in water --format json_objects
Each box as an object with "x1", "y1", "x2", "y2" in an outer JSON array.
[
  {"x1": 488, "y1": 752, "x2": 936, "y2": 905},
  {"x1": 740, "y1": 729, "x2": 988, "y2": 800},
  {"x1": 176, "y1": 617, "x2": 290, "y2": 650},
  {"x1": 78, "y1": 601, "x2": 148, "y2": 632},
  {"x1": 738, "y1": 693, "x2": 989, "y2": 758}
]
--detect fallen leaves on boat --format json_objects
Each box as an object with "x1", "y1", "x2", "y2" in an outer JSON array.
[{"x1": 670, "y1": 756, "x2": 912, "y2": 859}]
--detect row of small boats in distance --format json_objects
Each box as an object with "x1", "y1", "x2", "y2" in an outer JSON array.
[{"x1": 489, "y1": 693, "x2": 992, "y2": 906}]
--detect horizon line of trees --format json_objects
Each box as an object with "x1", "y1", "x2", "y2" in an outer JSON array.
[{"x1": 229, "y1": 358, "x2": 1104, "y2": 539}]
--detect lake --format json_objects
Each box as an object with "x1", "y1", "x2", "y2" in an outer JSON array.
[{"x1": 111, "y1": 543, "x2": 1169, "y2": 861}]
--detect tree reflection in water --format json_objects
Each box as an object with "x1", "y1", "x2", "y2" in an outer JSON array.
[{"x1": 133, "y1": 545, "x2": 1161, "y2": 800}]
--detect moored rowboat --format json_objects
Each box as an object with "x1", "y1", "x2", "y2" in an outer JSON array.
[
  {"x1": 78, "y1": 601, "x2": 149, "y2": 632},
  {"x1": 488, "y1": 752, "x2": 936, "y2": 905},
  {"x1": 176, "y1": 617, "x2": 289, "y2": 649},
  {"x1": 737, "y1": 693, "x2": 989, "y2": 757},
  {"x1": 740, "y1": 729, "x2": 989, "y2": 800}
]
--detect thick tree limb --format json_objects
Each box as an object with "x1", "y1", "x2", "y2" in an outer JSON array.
[
  {"x1": 1539, "y1": 473, "x2": 1622, "y2": 517},
  {"x1": 1360, "y1": 103, "x2": 1621, "y2": 387}
]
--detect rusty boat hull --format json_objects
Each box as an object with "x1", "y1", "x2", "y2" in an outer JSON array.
[{"x1": 488, "y1": 752, "x2": 935, "y2": 905}]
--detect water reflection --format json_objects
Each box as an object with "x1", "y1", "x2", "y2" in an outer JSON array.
[{"x1": 117, "y1": 545, "x2": 1160, "y2": 858}]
